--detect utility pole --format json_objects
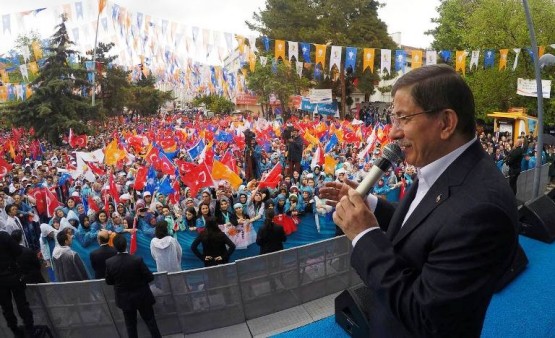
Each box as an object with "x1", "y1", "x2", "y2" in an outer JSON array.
[{"x1": 340, "y1": 62, "x2": 346, "y2": 119}]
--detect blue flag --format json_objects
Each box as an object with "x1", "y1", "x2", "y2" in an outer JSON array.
[
  {"x1": 301, "y1": 43, "x2": 311, "y2": 63},
  {"x1": 215, "y1": 131, "x2": 233, "y2": 143},
  {"x1": 158, "y1": 176, "x2": 175, "y2": 195},
  {"x1": 145, "y1": 166, "x2": 158, "y2": 194},
  {"x1": 314, "y1": 64, "x2": 323, "y2": 80},
  {"x1": 439, "y1": 50, "x2": 451, "y2": 63},
  {"x1": 484, "y1": 49, "x2": 495, "y2": 68},
  {"x1": 345, "y1": 47, "x2": 357, "y2": 72},
  {"x1": 188, "y1": 139, "x2": 205, "y2": 160},
  {"x1": 395, "y1": 50, "x2": 407, "y2": 72},
  {"x1": 262, "y1": 36, "x2": 270, "y2": 51},
  {"x1": 325, "y1": 134, "x2": 339, "y2": 153}
]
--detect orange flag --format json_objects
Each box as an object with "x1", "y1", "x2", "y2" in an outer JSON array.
[
  {"x1": 539, "y1": 46, "x2": 545, "y2": 58},
  {"x1": 104, "y1": 139, "x2": 126, "y2": 165},
  {"x1": 411, "y1": 50, "x2": 423, "y2": 69},
  {"x1": 315, "y1": 44, "x2": 327, "y2": 67},
  {"x1": 324, "y1": 154, "x2": 337, "y2": 176},
  {"x1": 98, "y1": 0, "x2": 107, "y2": 13},
  {"x1": 499, "y1": 49, "x2": 509, "y2": 71},
  {"x1": 455, "y1": 51, "x2": 466, "y2": 76},
  {"x1": 363, "y1": 48, "x2": 375, "y2": 72},
  {"x1": 275, "y1": 40, "x2": 286, "y2": 61},
  {"x1": 212, "y1": 160, "x2": 242, "y2": 190}
]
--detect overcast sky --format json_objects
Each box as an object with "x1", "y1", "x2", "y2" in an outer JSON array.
[{"x1": 0, "y1": 0, "x2": 440, "y2": 54}]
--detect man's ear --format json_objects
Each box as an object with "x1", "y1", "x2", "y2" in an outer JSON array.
[{"x1": 439, "y1": 109, "x2": 458, "y2": 140}]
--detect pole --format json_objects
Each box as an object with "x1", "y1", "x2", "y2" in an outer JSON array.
[
  {"x1": 522, "y1": 0, "x2": 544, "y2": 198},
  {"x1": 340, "y1": 63, "x2": 346, "y2": 119},
  {"x1": 91, "y1": 10, "x2": 101, "y2": 106}
]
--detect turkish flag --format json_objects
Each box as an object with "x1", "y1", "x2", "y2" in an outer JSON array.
[
  {"x1": 175, "y1": 159, "x2": 196, "y2": 175},
  {"x1": 86, "y1": 161, "x2": 106, "y2": 176},
  {"x1": 45, "y1": 187, "x2": 63, "y2": 218},
  {"x1": 155, "y1": 152, "x2": 175, "y2": 175},
  {"x1": 0, "y1": 156, "x2": 13, "y2": 177},
  {"x1": 180, "y1": 163, "x2": 214, "y2": 197},
  {"x1": 69, "y1": 128, "x2": 88, "y2": 148},
  {"x1": 168, "y1": 180, "x2": 181, "y2": 205},
  {"x1": 29, "y1": 188, "x2": 46, "y2": 216},
  {"x1": 144, "y1": 146, "x2": 160, "y2": 165},
  {"x1": 87, "y1": 195, "x2": 100, "y2": 213},
  {"x1": 109, "y1": 174, "x2": 120, "y2": 204},
  {"x1": 221, "y1": 150, "x2": 238, "y2": 174},
  {"x1": 134, "y1": 166, "x2": 148, "y2": 191},
  {"x1": 258, "y1": 162, "x2": 283, "y2": 189},
  {"x1": 129, "y1": 217, "x2": 138, "y2": 255}
]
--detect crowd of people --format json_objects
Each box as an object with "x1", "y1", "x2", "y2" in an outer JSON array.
[{"x1": 1, "y1": 87, "x2": 555, "y2": 336}]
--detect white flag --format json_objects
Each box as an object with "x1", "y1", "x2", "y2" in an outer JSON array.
[
  {"x1": 288, "y1": 41, "x2": 298, "y2": 62},
  {"x1": 260, "y1": 56, "x2": 268, "y2": 67},
  {"x1": 296, "y1": 61, "x2": 303, "y2": 77},
  {"x1": 19, "y1": 64, "x2": 29, "y2": 81},
  {"x1": 381, "y1": 49, "x2": 391, "y2": 74},
  {"x1": 21, "y1": 46, "x2": 31, "y2": 62},
  {"x1": 330, "y1": 46, "x2": 342, "y2": 72},
  {"x1": 247, "y1": 36, "x2": 258, "y2": 53},
  {"x1": 470, "y1": 50, "x2": 480, "y2": 70},
  {"x1": 513, "y1": 48, "x2": 521, "y2": 71},
  {"x1": 425, "y1": 50, "x2": 437, "y2": 65}
]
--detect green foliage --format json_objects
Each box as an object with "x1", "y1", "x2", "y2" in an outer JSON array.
[
  {"x1": 124, "y1": 86, "x2": 174, "y2": 116},
  {"x1": 192, "y1": 95, "x2": 235, "y2": 114},
  {"x1": 84, "y1": 42, "x2": 132, "y2": 116},
  {"x1": 247, "y1": 0, "x2": 397, "y2": 110},
  {"x1": 428, "y1": 0, "x2": 555, "y2": 123},
  {"x1": 7, "y1": 15, "x2": 96, "y2": 144}
]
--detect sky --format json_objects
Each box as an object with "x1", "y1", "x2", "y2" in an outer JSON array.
[{"x1": 0, "y1": 0, "x2": 441, "y2": 52}]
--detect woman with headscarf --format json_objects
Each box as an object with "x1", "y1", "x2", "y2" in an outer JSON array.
[
  {"x1": 195, "y1": 202, "x2": 212, "y2": 232},
  {"x1": 233, "y1": 202, "x2": 256, "y2": 249},
  {"x1": 75, "y1": 214, "x2": 94, "y2": 247},
  {"x1": 256, "y1": 210, "x2": 286, "y2": 255},
  {"x1": 90, "y1": 210, "x2": 114, "y2": 238},
  {"x1": 191, "y1": 217, "x2": 235, "y2": 267}
]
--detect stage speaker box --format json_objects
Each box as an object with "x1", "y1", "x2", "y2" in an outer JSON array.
[
  {"x1": 547, "y1": 188, "x2": 555, "y2": 201},
  {"x1": 519, "y1": 195, "x2": 555, "y2": 243},
  {"x1": 335, "y1": 285, "x2": 371, "y2": 337},
  {"x1": 494, "y1": 243, "x2": 528, "y2": 292}
]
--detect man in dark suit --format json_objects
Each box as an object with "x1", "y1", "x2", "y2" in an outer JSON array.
[
  {"x1": 105, "y1": 234, "x2": 161, "y2": 338},
  {"x1": 90, "y1": 230, "x2": 117, "y2": 279},
  {"x1": 320, "y1": 65, "x2": 518, "y2": 338},
  {"x1": 505, "y1": 137, "x2": 528, "y2": 195},
  {"x1": 10, "y1": 229, "x2": 45, "y2": 284}
]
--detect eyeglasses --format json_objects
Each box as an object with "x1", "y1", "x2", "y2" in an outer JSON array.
[{"x1": 388, "y1": 108, "x2": 444, "y2": 129}]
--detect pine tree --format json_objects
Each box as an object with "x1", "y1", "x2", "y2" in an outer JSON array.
[{"x1": 8, "y1": 14, "x2": 97, "y2": 144}]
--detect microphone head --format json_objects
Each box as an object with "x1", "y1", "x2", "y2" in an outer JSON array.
[{"x1": 382, "y1": 143, "x2": 404, "y2": 163}]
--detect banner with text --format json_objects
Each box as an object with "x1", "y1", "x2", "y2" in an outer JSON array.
[{"x1": 516, "y1": 78, "x2": 551, "y2": 98}]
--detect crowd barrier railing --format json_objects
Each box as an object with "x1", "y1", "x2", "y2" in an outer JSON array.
[
  {"x1": 0, "y1": 235, "x2": 362, "y2": 337},
  {"x1": 516, "y1": 163, "x2": 550, "y2": 203}
]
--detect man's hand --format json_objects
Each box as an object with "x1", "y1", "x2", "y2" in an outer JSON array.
[
  {"x1": 318, "y1": 179, "x2": 359, "y2": 207},
  {"x1": 333, "y1": 188, "x2": 378, "y2": 241}
]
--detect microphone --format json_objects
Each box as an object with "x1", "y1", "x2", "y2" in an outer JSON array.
[{"x1": 355, "y1": 143, "x2": 404, "y2": 196}]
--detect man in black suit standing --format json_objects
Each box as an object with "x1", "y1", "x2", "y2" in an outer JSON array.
[
  {"x1": 10, "y1": 229, "x2": 45, "y2": 284},
  {"x1": 90, "y1": 230, "x2": 117, "y2": 279},
  {"x1": 321, "y1": 65, "x2": 518, "y2": 337},
  {"x1": 105, "y1": 234, "x2": 161, "y2": 338},
  {"x1": 505, "y1": 137, "x2": 528, "y2": 195}
]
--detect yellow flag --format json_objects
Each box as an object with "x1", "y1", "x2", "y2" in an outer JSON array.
[
  {"x1": 0, "y1": 70, "x2": 8, "y2": 84},
  {"x1": 236, "y1": 35, "x2": 246, "y2": 54},
  {"x1": 26, "y1": 85, "x2": 33, "y2": 98},
  {"x1": 28, "y1": 61, "x2": 38, "y2": 75},
  {"x1": 275, "y1": 40, "x2": 286, "y2": 61},
  {"x1": 334, "y1": 129, "x2": 344, "y2": 143},
  {"x1": 303, "y1": 130, "x2": 320, "y2": 146},
  {"x1": 324, "y1": 154, "x2": 337, "y2": 176},
  {"x1": 411, "y1": 50, "x2": 423, "y2": 69},
  {"x1": 363, "y1": 48, "x2": 375, "y2": 72},
  {"x1": 104, "y1": 139, "x2": 126, "y2": 165},
  {"x1": 455, "y1": 51, "x2": 466, "y2": 75},
  {"x1": 499, "y1": 49, "x2": 509, "y2": 71},
  {"x1": 315, "y1": 44, "x2": 327, "y2": 67},
  {"x1": 539, "y1": 46, "x2": 545, "y2": 58},
  {"x1": 98, "y1": 0, "x2": 107, "y2": 13},
  {"x1": 31, "y1": 41, "x2": 42, "y2": 60},
  {"x1": 249, "y1": 52, "x2": 256, "y2": 72},
  {"x1": 212, "y1": 160, "x2": 243, "y2": 190},
  {"x1": 0, "y1": 87, "x2": 7, "y2": 102}
]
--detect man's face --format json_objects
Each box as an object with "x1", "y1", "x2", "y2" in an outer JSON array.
[{"x1": 389, "y1": 87, "x2": 444, "y2": 168}]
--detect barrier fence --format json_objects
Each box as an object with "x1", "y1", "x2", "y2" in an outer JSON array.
[{"x1": 0, "y1": 235, "x2": 362, "y2": 337}]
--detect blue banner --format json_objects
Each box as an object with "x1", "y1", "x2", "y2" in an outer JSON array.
[{"x1": 300, "y1": 98, "x2": 338, "y2": 116}]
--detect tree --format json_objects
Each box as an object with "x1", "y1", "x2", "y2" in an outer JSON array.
[
  {"x1": 427, "y1": 0, "x2": 555, "y2": 124},
  {"x1": 7, "y1": 15, "x2": 97, "y2": 144},
  {"x1": 124, "y1": 74, "x2": 174, "y2": 116},
  {"x1": 247, "y1": 0, "x2": 397, "y2": 115},
  {"x1": 192, "y1": 95, "x2": 235, "y2": 114},
  {"x1": 84, "y1": 42, "x2": 131, "y2": 116}
]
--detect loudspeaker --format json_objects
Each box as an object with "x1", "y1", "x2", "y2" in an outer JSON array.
[
  {"x1": 519, "y1": 195, "x2": 555, "y2": 243},
  {"x1": 494, "y1": 243, "x2": 528, "y2": 292},
  {"x1": 547, "y1": 188, "x2": 555, "y2": 201},
  {"x1": 335, "y1": 285, "x2": 371, "y2": 337}
]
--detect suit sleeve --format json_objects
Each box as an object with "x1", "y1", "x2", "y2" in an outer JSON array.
[
  {"x1": 105, "y1": 261, "x2": 114, "y2": 285},
  {"x1": 190, "y1": 236, "x2": 204, "y2": 261},
  {"x1": 139, "y1": 257, "x2": 154, "y2": 283},
  {"x1": 351, "y1": 203, "x2": 516, "y2": 336}
]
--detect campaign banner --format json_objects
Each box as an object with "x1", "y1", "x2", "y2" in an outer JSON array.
[
  {"x1": 300, "y1": 97, "x2": 338, "y2": 115},
  {"x1": 235, "y1": 94, "x2": 258, "y2": 105},
  {"x1": 517, "y1": 78, "x2": 551, "y2": 98},
  {"x1": 309, "y1": 88, "x2": 333, "y2": 104}
]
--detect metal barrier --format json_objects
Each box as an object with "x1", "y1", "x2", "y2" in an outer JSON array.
[
  {"x1": 516, "y1": 163, "x2": 550, "y2": 202},
  {"x1": 1, "y1": 235, "x2": 358, "y2": 337}
]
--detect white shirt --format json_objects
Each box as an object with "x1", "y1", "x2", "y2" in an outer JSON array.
[{"x1": 352, "y1": 137, "x2": 477, "y2": 247}]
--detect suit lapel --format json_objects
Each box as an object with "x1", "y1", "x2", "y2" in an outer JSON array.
[
  {"x1": 391, "y1": 140, "x2": 483, "y2": 246},
  {"x1": 386, "y1": 179, "x2": 418, "y2": 241}
]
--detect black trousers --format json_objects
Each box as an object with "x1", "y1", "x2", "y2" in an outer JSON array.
[
  {"x1": 122, "y1": 305, "x2": 161, "y2": 338},
  {"x1": 0, "y1": 276, "x2": 34, "y2": 332}
]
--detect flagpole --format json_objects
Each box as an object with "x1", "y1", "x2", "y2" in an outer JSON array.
[{"x1": 91, "y1": 8, "x2": 101, "y2": 106}]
